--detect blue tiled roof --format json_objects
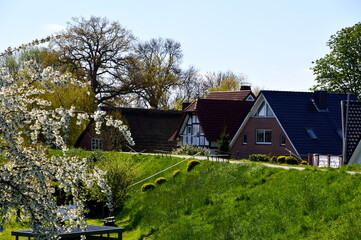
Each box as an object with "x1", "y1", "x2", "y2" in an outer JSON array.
[
  {"x1": 261, "y1": 91, "x2": 356, "y2": 157},
  {"x1": 342, "y1": 101, "x2": 361, "y2": 162}
]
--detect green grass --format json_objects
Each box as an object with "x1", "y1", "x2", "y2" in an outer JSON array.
[{"x1": 4, "y1": 150, "x2": 361, "y2": 239}]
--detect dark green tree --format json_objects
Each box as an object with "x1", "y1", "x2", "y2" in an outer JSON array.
[
  {"x1": 218, "y1": 128, "x2": 230, "y2": 158},
  {"x1": 311, "y1": 22, "x2": 361, "y2": 98}
]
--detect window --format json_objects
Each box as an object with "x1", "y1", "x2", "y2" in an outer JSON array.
[
  {"x1": 305, "y1": 128, "x2": 318, "y2": 140},
  {"x1": 255, "y1": 102, "x2": 274, "y2": 117},
  {"x1": 91, "y1": 138, "x2": 103, "y2": 150},
  {"x1": 181, "y1": 115, "x2": 209, "y2": 147},
  {"x1": 242, "y1": 135, "x2": 248, "y2": 144},
  {"x1": 280, "y1": 135, "x2": 286, "y2": 145},
  {"x1": 245, "y1": 95, "x2": 255, "y2": 101},
  {"x1": 256, "y1": 130, "x2": 272, "y2": 144}
]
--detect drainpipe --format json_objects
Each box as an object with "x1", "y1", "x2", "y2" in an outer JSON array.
[{"x1": 342, "y1": 90, "x2": 350, "y2": 165}]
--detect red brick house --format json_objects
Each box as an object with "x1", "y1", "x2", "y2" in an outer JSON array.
[
  {"x1": 170, "y1": 87, "x2": 255, "y2": 153},
  {"x1": 230, "y1": 90, "x2": 355, "y2": 160}
]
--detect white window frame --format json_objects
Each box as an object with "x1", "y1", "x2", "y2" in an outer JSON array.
[
  {"x1": 280, "y1": 135, "x2": 286, "y2": 146},
  {"x1": 256, "y1": 129, "x2": 272, "y2": 144},
  {"x1": 181, "y1": 115, "x2": 209, "y2": 147},
  {"x1": 255, "y1": 102, "x2": 274, "y2": 117},
  {"x1": 242, "y1": 135, "x2": 248, "y2": 144},
  {"x1": 91, "y1": 138, "x2": 103, "y2": 150}
]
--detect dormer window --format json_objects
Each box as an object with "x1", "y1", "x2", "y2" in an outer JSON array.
[
  {"x1": 255, "y1": 102, "x2": 274, "y2": 117},
  {"x1": 305, "y1": 128, "x2": 318, "y2": 140},
  {"x1": 245, "y1": 95, "x2": 255, "y2": 101}
]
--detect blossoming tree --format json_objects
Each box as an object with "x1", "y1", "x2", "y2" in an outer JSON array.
[{"x1": 0, "y1": 55, "x2": 134, "y2": 239}]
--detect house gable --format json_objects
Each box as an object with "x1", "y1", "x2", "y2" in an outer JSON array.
[
  {"x1": 260, "y1": 91, "x2": 355, "y2": 157},
  {"x1": 230, "y1": 93, "x2": 298, "y2": 159}
]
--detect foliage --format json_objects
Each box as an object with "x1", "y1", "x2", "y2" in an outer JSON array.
[
  {"x1": 0, "y1": 47, "x2": 97, "y2": 146},
  {"x1": 141, "y1": 183, "x2": 156, "y2": 192},
  {"x1": 155, "y1": 177, "x2": 167, "y2": 185},
  {"x1": 98, "y1": 156, "x2": 137, "y2": 213},
  {"x1": 217, "y1": 129, "x2": 230, "y2": 157},
  {"x1": 187, "y1": 160, "x2": 201, "y2": 172},
  {"x1": 172, "y1": 145, "x2": 211, "y2": 156},
  {"x1": 249, "y1": 154, "x2": 271, "y2": 162},
  {"x1": 311, "y1": 22, "x2": 361, "y2": 99},
  {"x1": 300, "y1": 160, "x2": 309, "y2": 165},
  {"x1": 0, "y1": 61, "x2": 133, "y2": 239},
  {"x1": 285, "y1": 156, "x2": 299, "y2": 165},
  {"x1": 206, "y1": 71, "x2": 246, "y2": 92},
  {"x1": 277, "y1": 155, "x2": 286, "y2": 163},
  {"x1": 172, "y1": 169, "x2": 181, "y2": 177}
]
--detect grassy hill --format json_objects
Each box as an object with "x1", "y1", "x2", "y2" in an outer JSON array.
[
  {"x1": 116, "y1": 153, "x2": 361, "y2": 240},
  {"x1": 2, "y1": 151, "x2": 361, "y2": 240}
]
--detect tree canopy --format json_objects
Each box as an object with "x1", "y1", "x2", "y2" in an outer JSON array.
[
  {"x1": 51, "y1": 16, "x2": 135, "y2": 106},
  {"x1": 311, "y1": 22, "x2": 361, "y2": 98}
]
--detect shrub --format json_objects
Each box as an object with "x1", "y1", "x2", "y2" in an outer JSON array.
[
  {"x1": 300, "y1": 160, "x2": 308, "y2": 165},
  {"x1": 285, "y1": 156, "x2": 299, "y2": 165},
  {"x1": 172, "y1": 145, "x2": 211, "y2": 156},
  {"x1": 277, "y1": 156, "x2": 286, "y2": 164},
  {"x1": 155, "y1": 177, "x2": 167, "y2": 185},
  {"x1": 85, "y1": 156, "x2": 137, "y2": 215},
  {"x1": 173, "y1": 170, "x2": 181, "y2": 177},
  {"x1": 187, "y1": 160, "x2": 201, "y2": 171},
  {"x1": 249, "y1": 154, "x2": 270, "y2": 162},
  {"x1": 141, "y1": 183, "x2": 156, "y2": 192},
  {"x1": 86, "y1": 150, "x2": 106, "y2": 164},
  {"x1": 269, "y1": 156, "x2": 277, "y2": 163}
]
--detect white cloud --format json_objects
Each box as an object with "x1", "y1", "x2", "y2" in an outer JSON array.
[{"x1": 43, "y1": 24, "x2": 66, "y2": 32}]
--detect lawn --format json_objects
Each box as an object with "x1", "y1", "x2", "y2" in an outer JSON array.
[{"x1": 3, "y1": 150, "x2": 361, "y2": 239}]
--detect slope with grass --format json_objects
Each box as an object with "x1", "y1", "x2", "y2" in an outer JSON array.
[
  {"x1": 121, "y1": 158, "x2": 361, "y2": 240},
  {"x1": 3, "y1": 151, "x2": 361, "y2": 240}
]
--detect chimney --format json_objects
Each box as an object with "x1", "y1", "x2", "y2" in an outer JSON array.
[
  {"x1": 240, "y1": 85, "x2": 251, "y2": 91},
  {"x1": 314, "y1": 91, "x2": 328, "y2": 111}
]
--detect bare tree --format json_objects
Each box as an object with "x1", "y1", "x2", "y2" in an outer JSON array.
[
  {"x1": 205, "y1": 70, "x2": 246, "y2": 92},
  {"x1": 126, "y1": 38, "x2": 183, "y2": 109},
  {"x1": 51, "y1": 16, "x2": 135, "y2": 105}
]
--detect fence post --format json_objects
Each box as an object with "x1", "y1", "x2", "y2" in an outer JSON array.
[
  {"x1": 313, "y1": 153, "x2": 319, "y2": 167},
  {"x1": 327, "y1": 154, "x2": 331, "y2": 167},
  {"x1": 308, "y1": 153, "x2": 312, "y2": 165},
  {"x1": 339, "y1": 155, "x2": 343, "y2": 167}
]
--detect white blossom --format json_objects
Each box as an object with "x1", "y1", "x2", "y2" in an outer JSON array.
[{"x1": 0, "y1": 61, "x2": 133, "y2": 239}]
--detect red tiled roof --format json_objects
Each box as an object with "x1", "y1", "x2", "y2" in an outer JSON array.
[
  {"x1": 205, "y1": 90, "x2": 254, "y2": 101},
  {"x1": 195, "y1": 99, "x2": 254, "y2": 141}
]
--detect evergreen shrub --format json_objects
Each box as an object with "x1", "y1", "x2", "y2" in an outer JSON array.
[
  {"x1": 277, "y1": 156, "x2": 286, "y2": 164},
  {"x1": 141, "y1": 183, "x2": 156, "y2": 192},
  {"x1": 187, "y1": 160, "x2": 201, "y2": 171},
  {"x1": 173, "y1": 169, "x2": 181, "y2": 177},
  {"x1": 285, "y1": 156, "x2": 299, "y2": 165},
  {"x1": 249, "y1": 154, "x2": 270, "y2": 162},
  {"x1": 300, "y1": 160, "x2": 308, "y2": 165},
  {"x1": 155, "y1": 177, "x2": 167, "y2": 185}
]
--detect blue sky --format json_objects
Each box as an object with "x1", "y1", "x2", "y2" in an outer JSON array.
[{"x1": 0, "y1": 0, "x2": 360, "y2": 91}]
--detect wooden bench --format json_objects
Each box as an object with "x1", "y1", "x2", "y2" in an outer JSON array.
[{"x1": 12, "y1": 225, "x2": 125, "y2": 240}]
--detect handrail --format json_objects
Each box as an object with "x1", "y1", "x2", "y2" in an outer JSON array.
[
  {"x1": 128, "y1": 152, "x2": 200, "y2": 188},
  {"x1": 284, "y1": 148, "x2": 302, "y2": 160}
]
